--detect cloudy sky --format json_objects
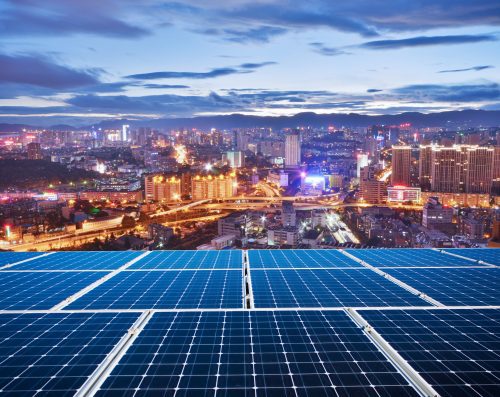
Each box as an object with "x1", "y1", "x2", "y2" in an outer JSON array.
[{"x1": 0, "y1": 0, "x2": 499, "y2": 125}]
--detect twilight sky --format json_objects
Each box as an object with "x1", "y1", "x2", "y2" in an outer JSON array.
[{"x1": 0, "y1": 0, "x2": 499, "y2": 126}]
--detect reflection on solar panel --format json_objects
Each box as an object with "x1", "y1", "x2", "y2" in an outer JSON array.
[
  {"x1": 443, "y1": 248, "x2": 500, "y2": 266},
  {"x1": 345, "y1": 248, "x2": 481, "y2": 267},
  {"x1": 130, "y1": 250, "x2": 242, "y2": 270},
  {"x1": 95, "y1": 310, "x2": 420, "y2": 397},
  {"x1": 67, "y1": 270, "x2": 243, "y2": 310},
  {"x1": 249, "y1": 249, "x2": 363, "y2": 268},
  {"x1": 11, "y1": 251, "x2": 142, "y2": 270},
  {"x1": 383, "y1": 267, "x2": 500, "y2": 306},
  {"x1": 251, "y1": 269, "x2": 429, "y2": 308},
  {"x1": 360, "y1": 309, "x2": 500, "y2": 397},
  {"x1": 0, "y1": 312, "x2": 139, "y2": 396},
  {"x1": 0, "y1": 251, "x2": 43, "y2": 267},
  {"x1": 0, "y1": 271, "x2": 106, "y2": 309}
]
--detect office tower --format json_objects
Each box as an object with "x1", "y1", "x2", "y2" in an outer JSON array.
[
  {"x1": 418, "y1": 145, "x2": 434, "y2": 190},
  {"x1": 285, "y1": 132, "x2": 301, "y2": 167},
  {"x1": 233, "y1": 130, "x2": 248, "y2": 151},
  {"x1": 27, "y1": 142, "x2": 42, "y2": 160},
  {"x1": 121, "y1": 125, "x2": 130, "y2": 142},
  {"x1": 391, "y1": 146, "x2": 411, "y2": 186}
]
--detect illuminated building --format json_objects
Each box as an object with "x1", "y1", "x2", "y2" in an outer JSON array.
[
  {"x1": 282, "y1": 201, "x2": 296, "y2": 227},
  {"x1": 224, "y1": 151, "x2": 245, "y2": 168},
  {"x1": 359, "y1": 166, "x2": 386, "y2": 204},
  {"x1": 191, "y1": 173, "x2": 237, "y2": 200},
  {"x1": 27, "y1": 142, "x2": 43, "y2": 160},
  {"x1": 422, "y1": 197, "x2": 453, "y2": 229},
  {"x1": 420, "y1": 192, "x2": 491, "y2": 208},
  {"x1": 301, "y1": 175, "x2": 325, "y2": 195},
  {"x1": 356, "y1": 153, "x2": 369, "y2": 179},
  {"x1": 144, "y1": 175, "x2": 181, "y2": 202},
  {"x1": 419, "y1": 145, "x2": 495, "y2": 194},
  {"x1": 121, "y1": 124, "x2": 130, "y2": 142},
  {"x1": 387, "y1": 186, "x2": 421, "y2": 203},
  {"x1": 285, "y1": 132, "x2": 301, "y2": 167},
  {"x1": 391, "y1": 146, "x2": 411, "y2": 186}
]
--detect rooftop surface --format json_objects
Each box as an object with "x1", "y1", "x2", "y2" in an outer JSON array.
[{"x1": 0, "y1": 248, "x2": 498, "y2": 396}]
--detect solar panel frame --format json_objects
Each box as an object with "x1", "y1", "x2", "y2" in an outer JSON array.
[
  {"x1": 0, "y1": 251, "x2": 46, "y2": 268},
  {"x1": 0, "y1": 311, "x2": 140, "y2": 396},
  {"x1": 358, "y1": 308, "x2": 500, "y2": 397},
  {"x1": 442, "y1": 248, "x2": 500, "y2": 266},
  {"x1": 248, "y1": 249, "x2": 365, "y2": 269},
  {"x1": 382, "y1": 267, "x2": 500, "y2": 306},
  {"x1": 250, "y1": 268, "x2": 431, "y2": 308},
  {"x1": 94, "y1": 310, "x2": 421, "y2": 397},
  {"x1": 67, "y1": 269, "x2": 245, "y2": 310},
  {"x1": 129, "y1": 250, "x2": 243, "y2": 270}
]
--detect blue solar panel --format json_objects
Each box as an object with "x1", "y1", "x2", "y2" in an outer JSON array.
[
  {"x1": 67, "y1": 270, "x2": 243, "y2": 310},
  {"x1": 10, "y1": 251, "x2": 142, "y2": 270},
  {"x1": 345, "y1": 248, "x2": 480, "y2": 267},
  {"x1": 129, "y1": 250, "x2": 242, "y2": 270},
  {"x1": 0, "y1": 251, "x2": 43, "y2": 267},
  {"x1": 0, "y1": 271, "x2": 107, "y2": 309},
  {"x1": 251, "y1": 269, "x2": 430, "y2": 308},
  {"x1": 0, "y1": 312, "x2": 139, "y2": 396},
  {"x1": 360, "y1": 308, "x2": 500, "y2": 397},
  {"x1": 249, "y1": 249, "x2": 364, "y2": 269},
  {"x1": 383, "y1": 267, "x2": 500, "y2": 306},
  {"x1": 95, "y1": 310, "x2": 420, "y2": 397},
  {"x1": 443, "y1": 248, "x2": 500, "y2": 266}
]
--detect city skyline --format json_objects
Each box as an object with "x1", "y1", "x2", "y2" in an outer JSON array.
[{"x1": 0, "y1": 0, "x2": 499, "y2": 126}]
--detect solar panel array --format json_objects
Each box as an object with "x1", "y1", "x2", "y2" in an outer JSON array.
[{"x1": 0, "y1": 247, "x2": 498, "y2": 396}]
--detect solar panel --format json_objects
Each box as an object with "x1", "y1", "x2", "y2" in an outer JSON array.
[
  {"x1": 345, "y1": 248, "x2": 482, "y2": 268},
  {"x1": 251, "y1": 269, "x2": 430, "y2": 308},
  {"x1": 359, "y1": 308, "x2": 500, "y2": 397},
  {"x1": 67, "y1": 270, "x2": 244, "y2": 310},
  {"x1": 129, "y1": 250, "x2": 242, "y2": 270},
  {"x1": 95, "y1": 310, "x2": 420, "y2": 397},
  {"x1": 248, "y1": 249, "x2": 364, "y2": 269},
  {"x1": 0, "y1": 311, "x2": 139, "y2": 396},
  {"x1": 383, "y1": 267, "x2": 500, "y2": 306},
  {"x1": 0, "y1": 251, "x2": 44, "y2": 267},
  {"x1": 10, "y1": 251, "x2": 142, "y2": 270},
  {"x1": 0, "y1": 271, "x2": 107, "y2": 310},
  {"x1": 443, "y1": 248, "x2": 500, "y2": 266}
]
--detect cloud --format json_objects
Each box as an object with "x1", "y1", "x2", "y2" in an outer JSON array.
[
  {"x1": 367, "y1": 89, "x2": 383, "y2": 93},
  {"x1": 359, "y1": 34, "x2": 497, "y2": 50},
  {"x1": 309, "y1": 42, "x2": 348, "y2": 56},
  {"x1": 126, "y1": 62, "x2": 275, "y2": 80},
  {"x1": 392, "y1": 82, "x2": 500, "y2": 102},
  {"x1": 141, "y1": 84, "x2": 190, "y2": 89},
  {"x1": 0, "y1": 53, "x2": 100, "y2": 89},
  {"x1": 0, "y1": 0, "x2": 149, "y2": 38},
  {"x1": 438, "y1": 65, "x2": 494, "y2": 73},
  {"x1": 216, "y1": 26, "x2": 288, "y2": 43}
]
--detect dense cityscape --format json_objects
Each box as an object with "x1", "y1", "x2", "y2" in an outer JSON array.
[{"x1": 1, "y1": 121, "x2": 499, "y2": 251}]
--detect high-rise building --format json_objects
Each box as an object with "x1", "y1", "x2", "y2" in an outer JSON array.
[
  {"x1": 391, "y1": 146, "x2": 411, "y2": 186},
  {"x1": 224, "y1": 151, "x2": 245, "y2": 168},
  {"x1": 27, "y1": 142, "x2": 43, "y2": 160},
  {"x1": 121, "y1": 125, "x2": 130, "y2": 142},
  {"x1": 359, "y1": 166, "x2": 386, "y2": 204},
  {"x1": 144, "y1": 175, "x2": 181, "y2": 201},
  {"x1": 282, "y1": 201, "x2": 296, "y2": 227},
  {"x1": 418, "y1": 145, "x2": 434, "y2": 190},
  {"x1": 191, "y1": 173, "x2": 237, "y2": 200},
  {"x1": 285, "y1": 132, "x2": 301, "y2": 167},
  {"x1": 424, "y1": 145, "x2": 495, "y2": 194},
  {"x1": 356, "y1": 153, "x2": 369, "y2": 179}
]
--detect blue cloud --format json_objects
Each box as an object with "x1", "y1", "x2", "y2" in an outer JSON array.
[
  {"x1": 360, "y1": 34, "x2": 497, "y2": 50},
  {"x1": 438, "y1": 65, "x2": 494, "y2": 73}
]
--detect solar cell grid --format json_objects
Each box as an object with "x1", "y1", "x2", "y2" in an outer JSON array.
[
  {"x1": 345, "y1": 248, "x2": 481, "y2": 268},
  {"x1": 67, "y1": 270, "x2": 243, "y2": 310},
  {"x1": 0, "y1": 251, "x2": 44, "y2": 267},
  {"x1": 96, "y1": 311, "x2": 420, "y2": 397},
  {"x1": 0, "y1": 312, "x2": 139, "y2": 396},
  {"x1": 443, "y1": 248, "x2": 500, "y2": 266},
  {"x1": 248, "y1": 249, "x2": 363, "y2": 269},
  {"x1": 129, "y1": 250, "x2": 242, "y2": 270},
  {"x1": 0, "y1": 271, "x2": 107, "y2": 310},
  {"x1": 251, "y1": 269, "x2": 430, "y2": 308},
  {"x1": 10, "y1": 251, "x2": 142, "y2": 270},
  {"x1": 359, "y1": 308, "x2": 500, "y2": 397},
  {"x1": 383, "y1": 267, "x2": 500, "y2": 306}
]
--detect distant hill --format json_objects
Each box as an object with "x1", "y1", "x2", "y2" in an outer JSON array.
[{"x1": 1, "y1": 109, "x2": 499, "y2": 132}]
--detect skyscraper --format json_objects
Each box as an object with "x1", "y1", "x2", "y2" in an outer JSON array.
[
  {"x1": 418, "y1": 145, "x2": 434, "y2": 191},
  {"x1": 285, "y1": 132, "x2": 301, "y2": 167},
  {"x1": 27, "y1": 142, "x2": 42, "y2": 160},
  {"x1": 121, "y1": 124, "x2": 130, "y2": 142},
  {"x1": 391, "y1": 146, "x2": 412, "y2": 186}
]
